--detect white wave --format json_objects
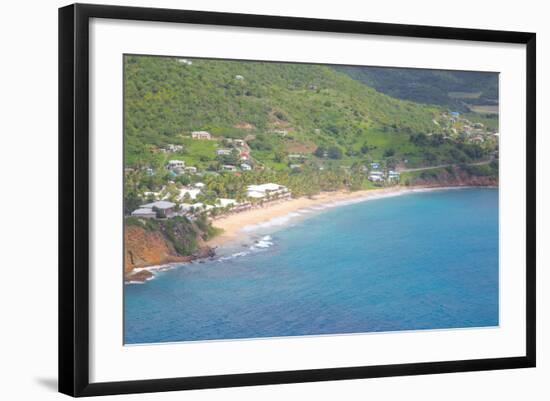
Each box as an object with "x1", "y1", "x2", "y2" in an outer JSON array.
[
  {"x1": 250, "y1": 235, "x2": 274, "y2": 250},
  {"x1": 218, "y1": 251, "x2": 250, "y2": 262}
]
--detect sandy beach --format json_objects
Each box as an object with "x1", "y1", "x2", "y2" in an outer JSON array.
[{"x1": 206, "y1": 186, "x2": 420, "y2": 248}]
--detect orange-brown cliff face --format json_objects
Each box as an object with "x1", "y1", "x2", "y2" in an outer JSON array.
[
  {"x1": 124, "y1": 225, "x2": 186, "y2": 273},
  {"x1": 124, "y1": 223, "x2": 215, "y2": 282}
]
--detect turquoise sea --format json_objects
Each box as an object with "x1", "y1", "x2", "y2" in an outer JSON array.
[{"x1": 124, "y1": 188, "x2": 499, "y2": 344}]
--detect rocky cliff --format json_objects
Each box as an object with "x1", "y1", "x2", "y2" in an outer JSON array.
[{"x1": 124, "y1": 217, "x2": 216, "y2": 282}]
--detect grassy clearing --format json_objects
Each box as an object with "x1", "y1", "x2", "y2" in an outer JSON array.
[
  {"x1": 468, "y1": 105, "x2": 499, "y2": 114},
  {"x1": 448, "y1": 91, "x2": 482, "y2": 99}
]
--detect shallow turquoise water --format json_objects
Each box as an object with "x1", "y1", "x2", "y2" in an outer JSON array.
[{"x1": 124, "y1": 188, "x2": 499, "y2": 344}]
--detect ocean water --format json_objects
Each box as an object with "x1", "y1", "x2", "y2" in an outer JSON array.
[{"x1": 124, "y1": 188, "x2": 499, "y2": 344}]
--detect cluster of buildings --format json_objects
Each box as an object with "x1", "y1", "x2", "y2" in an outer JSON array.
[
  {"x1": 166, "y1": 159, "x2": 197, "y2": 175},
  {"x1": 214, "y1": 137, "x2": 252, "y2": 172},
  {"x1": 439, "y1": 112, "x2": 498, "y2": 145},
  {"x1": 131, "y1": 182, "x2": 291, "y2": 220},
  {"x1": 367, "y1": 163, "x2": 400, "y2": 183}
]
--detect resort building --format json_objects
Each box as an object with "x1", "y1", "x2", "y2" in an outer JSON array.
[
  {"x1": 241, "y1": 163, "x2": 252, "y2": 171},
  {"x1": 178, "y1": 187, "x2": 201, "y2": 201},
  {"x1": 368, "y1": 171, "x2": 384, "y2": 182},
  {"x1": 130, "y1": 208, "x2": 157, "y2": 219},
  {"x1": 194, "y1": 182, "x2": 206, "y2": 189},
  {"x1": 190, "y1": 203, "x2": 214, "y2": 213},
  {"x1": 191, "y1": 131, "x2": 211, "y2": 140},
  {"x1": 184, "y1": 166, "x2": 197, "y2": 174},
  {"x1": 218, "y1": 198, "x2": 238, "y2": 208},
  {"x1": 137, "y1": 200, "x2": 177, "y2": 218},
  {"x1": 166, "y1": 160, "x2": 185, "y2": 170},
  {"x1": 246, "y1": 183, "x2": 291, "y2": 200}
]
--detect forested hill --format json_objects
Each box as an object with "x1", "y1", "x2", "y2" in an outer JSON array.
[
  {"x1": 124, "y1": 56, "x2": 443, "y2": 166},
  {"x1": 333, "y1": 66, "x2": 498, "y2": 111}
]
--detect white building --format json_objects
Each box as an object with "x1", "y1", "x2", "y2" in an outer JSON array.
[
  {"x1": 166, "y1": 144, "x2": 183, "y2": 152},
  {"x1": 178, "y1": 187, "x2": 201, "y2": 201},
  {"x1": 246, "y1": 183, "x2": 291, "y2": 200},
  {"x1": 240, "y1": 163, "x2": 252, "y2": 171},
  {"x1": 222, "y1": 165, "x2": 237, "y2": 172},
  {"x1": 194, "y1": 182, "x2": 206, "y2": 189},
  {"x1": 388, "y1": 171, "x2": 400, "y2": 182},
  {"x1": 184, "y1": 166, "x2": 197, "y2": 173},
  {"x1": 216, "y1": 149, "x2": 232, "y2": 156},
  {"x1": 191, "y1": 131, "x2": 211, "y2": 140},
  {"x1": 167, "y1": 160, "x2": 185, "y2": 170},
  {"x1": 218, "y1": 198, "x2": 238, "y2": 208},
  {"x1": 368, "y1": 171, "x2": 384, "y2": 182},
  {"x1": 137, "y1": 200, "x2": 177, "y2": 218},
  {"x1": 130, "y1": 208, "x2": 157, "y2": 219}
]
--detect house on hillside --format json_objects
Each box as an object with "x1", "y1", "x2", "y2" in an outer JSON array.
[
  {"x1": 166, "y1": 160, "x2": 185, "y2": 170},
  {"x1": 241, "y1": 163, "x2": 252, "y2": 171},
  {"x1": 184, "y1": 166, "x2": 197, "y2": 174},
  {"x1": 166, "y1": 144, "x2": 183, "y2": 152},
  {"x1": 216, "y1": 149, "x2": 232, "y2": 156},
  {"x1": 370, "y1": 162, "x2": 380, "y2": 170},
  {"x1": 221, "y1": 164, "x2": 237, "y2": 172},
  {"x1": 388, "y1": 171, "x2": 400, "y2": 182},
  {"x1": 191, "y1": 131, "x2": 211, "y2": 140},
  {"x1": 368, "y1": 171, "x2": 384, "y2": 182},
  {"x1": 234, "y1": 139, "x2": 245, "y2": 147}
]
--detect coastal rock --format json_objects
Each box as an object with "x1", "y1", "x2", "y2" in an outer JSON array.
[{"x1": 124, "y1": 224, "x2": 213, "y2": 279}]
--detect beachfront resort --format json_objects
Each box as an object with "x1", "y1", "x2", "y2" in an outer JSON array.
[{"x1": 131, "y1": 180, "x2": 292, "y2": 220}]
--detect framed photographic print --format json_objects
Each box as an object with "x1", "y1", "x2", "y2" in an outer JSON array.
[{"x1": 58, "y1": 3, "x2": 536, "y2": 397}]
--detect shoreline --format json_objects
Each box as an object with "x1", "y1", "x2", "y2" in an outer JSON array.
[
  {"x1": 125, "y1": 184, "x2": 496, "y2": 283},
  {"x1": 205, "y1": 184, "x2": 495, "y2": 248}
]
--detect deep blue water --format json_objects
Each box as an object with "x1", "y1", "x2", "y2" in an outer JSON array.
[{"x1": 124, "y1": 188, "x2": 499, "y2": 344}]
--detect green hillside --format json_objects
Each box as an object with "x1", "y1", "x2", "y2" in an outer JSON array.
[
  {"x1": 125, "y1": 56, "x2": 498, "y2": 174},
  {"x1": 333, "y1": 66, "x2": 499, "y2": 112},
  {"x1": 124, "y1": 56, "x2": 453, "y2": 168}
]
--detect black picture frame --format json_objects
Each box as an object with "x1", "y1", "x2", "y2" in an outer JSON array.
[{"x1": 59, "y1": 3, "x2": 536, "y2": 397}]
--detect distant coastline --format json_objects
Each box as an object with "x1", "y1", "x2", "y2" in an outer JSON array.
[{"x1": 125, "y1": 182, "x2": 497, "y2": 283}]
